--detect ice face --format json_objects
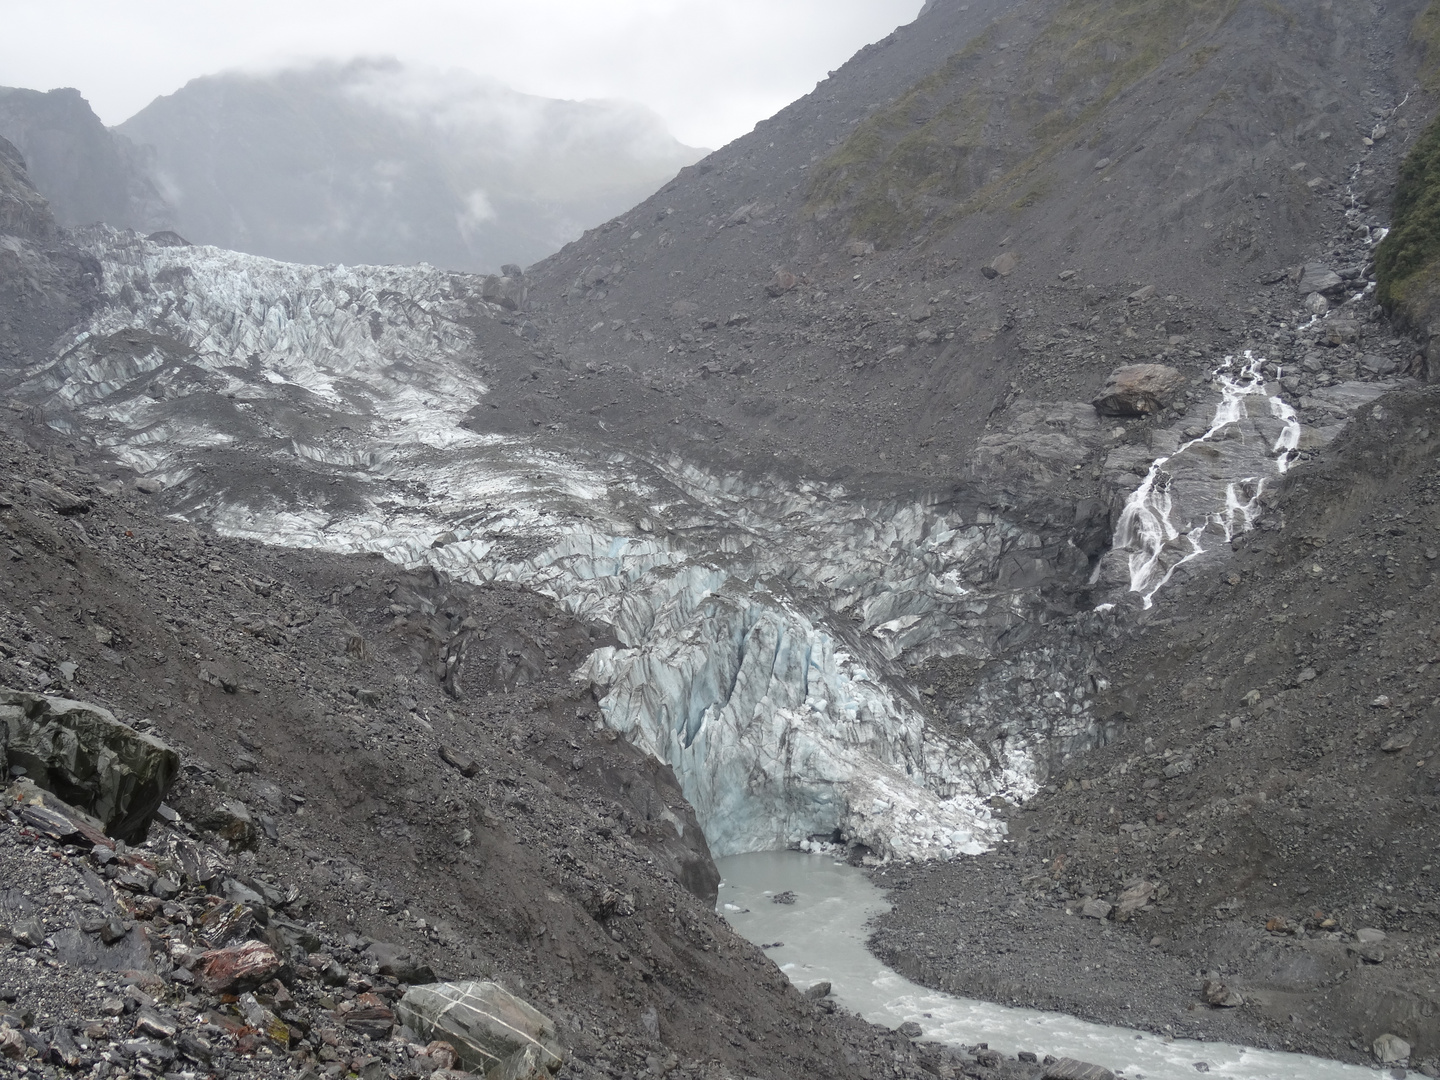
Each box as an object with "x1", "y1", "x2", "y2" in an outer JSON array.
[{"x1": 19, "y1": 229, "x2": 1070, "y2": 860}]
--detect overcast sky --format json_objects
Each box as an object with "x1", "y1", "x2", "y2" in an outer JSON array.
[{"x1": 2, "y1": 0, "x2": 925, "y2": 149}]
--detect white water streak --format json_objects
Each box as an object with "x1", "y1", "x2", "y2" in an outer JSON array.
[{"x1": 1114, "y1": 352, "x2": 1300, "y2": 608}]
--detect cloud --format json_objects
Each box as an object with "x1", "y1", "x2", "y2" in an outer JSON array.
[
  {"x1": 458, "y1": 188, "x2": 496, "y2": 238},
  {"x1": 0, "y1": 0, "x2": 923, "y2": 148}
]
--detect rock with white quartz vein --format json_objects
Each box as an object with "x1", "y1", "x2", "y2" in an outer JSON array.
[{"x1": 395, "y1": 982, "x2": 564, "y2": 1076}]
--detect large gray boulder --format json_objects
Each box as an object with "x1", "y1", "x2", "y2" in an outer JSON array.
[
  {"x1": 395, "y1": 981, "x2": 563, "y2": 1077},
  {"x1": 1295, "y1": 262, "x2": 1346, "y2": 297},
  {"x1": 1091, "y1": 363, "x2": 1185, "y2": 416},
  {"x1": 481, "y1": 274, "x2": 527, "y2": 311},
  {"x1": 0, "y1": 689, "x2": 179, "y2": 842}
]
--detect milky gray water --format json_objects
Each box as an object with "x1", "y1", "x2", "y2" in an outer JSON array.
[{"x1": 715, "y1": 852, "x2": 1382, "y2": 1080}]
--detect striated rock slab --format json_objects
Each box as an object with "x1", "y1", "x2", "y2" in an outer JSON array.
[{"x1": 395, "y1": 981, "x2": 563, "y2": 1076}]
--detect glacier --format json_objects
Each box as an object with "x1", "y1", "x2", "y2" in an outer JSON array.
[{"x1": 7, "y1": 228, "x2": 1400, "y2": 861}]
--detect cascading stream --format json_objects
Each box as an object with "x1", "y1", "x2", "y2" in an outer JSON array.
[{"x1": 1112, "y1": 352, "x2": 1301, "y2": 608}]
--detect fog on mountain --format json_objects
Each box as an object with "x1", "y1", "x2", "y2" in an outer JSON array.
[{"x1": 0, "y1": 58, "x2": 705, "y2": 272}]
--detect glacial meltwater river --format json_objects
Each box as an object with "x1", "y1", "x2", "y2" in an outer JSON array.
[{"x1": 715, "y1": 852, "x2": 1383, "y2": 1080}]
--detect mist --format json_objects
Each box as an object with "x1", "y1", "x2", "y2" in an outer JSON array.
[
  {"x1": 111, "y1": 58, "x2": 706, "y2": 271},
  {"x1": 1, "y1": 0, "x2": 926, "y2": 150}
]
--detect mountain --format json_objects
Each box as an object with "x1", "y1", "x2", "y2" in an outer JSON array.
[
  {"x1": 0, "y1": 132, "x2": 100, "y2": 369},
  {"x1": 1, "y1": 0, "x2": 1439, "y2": 1075},
  {"x1": 522, "y1": 0, "x2": 1416, "y2": 482},
  {"x1": 112, "y1": 59, "x2": 705, "y2": 272},
  {"x1": 0, "y1": 86, "x2": 169, "y2": 232}
]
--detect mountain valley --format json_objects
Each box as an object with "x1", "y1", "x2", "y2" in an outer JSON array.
[{"x1": 2, "y1": 1, "x2": 1440, "y2": 1077}]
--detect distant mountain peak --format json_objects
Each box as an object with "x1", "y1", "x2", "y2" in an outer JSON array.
[{"x1": 108, "y1": 58, "x2": 704, "y2": 272}]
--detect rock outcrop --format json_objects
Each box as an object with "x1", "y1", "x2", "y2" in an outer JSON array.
[
  {"x1": 0, "y1": 136, "x2": 55, "y2": 240},
  {"x1": 0, "y1": 86, "x2": 168, "y2": 233},
  {"x1": 0, "y1": 688, "x2": 179, "y2": 841}
]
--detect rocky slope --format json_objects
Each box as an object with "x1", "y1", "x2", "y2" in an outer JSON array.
[
  {"x1": 0, "y1": 135, "x2": 100, "y2": 372},
  {"x1": 0, "y1": 423, "x2": 920, "y2": 1080},
  {"x1": 873, "y1": 385, "x2": 1440, "y2": 1068},
  {"x1": 523, "y1": 0, "x2": 1428, "y2": 480}
]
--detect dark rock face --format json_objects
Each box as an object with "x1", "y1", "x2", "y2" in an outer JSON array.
[
  {"x1": 0, "y1": 132, "x2": 101, "y2": 375},
  {"x1": 0, "y1": 87, "x2": 168, "y2": 232},
  {"x1": 0, "y1": 136, "x2": 55, "y2": 240},
  {"x1": 0, "y1": 688, "x2": 180, "y2": 842}
]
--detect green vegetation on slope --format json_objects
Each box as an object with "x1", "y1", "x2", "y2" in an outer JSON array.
[
  {"x1": 1414, "y1": 0, "x2": 1440, "y2": 88},
  {"x1": 805, "y1": 0, "x2": 1240, "y2": 247},
  {"x1": 1375, "y1": 109, "x2": 1440, "y2": 324}
]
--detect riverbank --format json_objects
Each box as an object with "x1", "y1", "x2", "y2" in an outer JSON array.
[{"x1": 717, "y1": 851, "x2": 1388, "y2": 1080}]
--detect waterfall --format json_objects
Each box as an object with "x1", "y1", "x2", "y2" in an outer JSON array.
[{"x1": 1112, "y1": 352, "x2": 1301, "y2": 608}]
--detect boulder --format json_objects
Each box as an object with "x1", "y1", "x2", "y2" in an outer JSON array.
[
  {"x1": 195, "y1": 940, "x2": 286, "y2": 993},
  {"x1": 1321, "y1": 319, "x2": 1360, "y2": 346},
  {"x1": 1043, "y1": 1060, "x2": 1116, "y2": 1080},
  {"x1": 1296, "y1": 263, "x2": 1345, "y2": 296},
  {"x1": 1373, "y1": 1033, "x2": 1410, "y2": 1063},
  {"x1": 984, "y1": 251, "x2": 1019, "y2": 278},
  {"x1": 765, "y1": 270, "x2": 798, "y2": 297},
  {"x1": 1091, "y1": 364, "x2": 1185, "y2": 416},
  {"x1": 439, "y1": 745, "x2": 480, "y2": 779},
  {"x1": 482, "y1": 275, "x2": 527, "y2": 311},
  {"x1": 1202, "y1": 978, "x2": 1243, "y2": 1007},
  {"x1": 194, "y1": 800, "x2": 257, "y2": 851},
  {"x1": 1114, "y1": 880, "x2": 1156, "y2": 919},
  {"x1": 395, "y1": 981, "x2": 563, "y2": 1077},
  {"x1": 6, "y1": 777, "x2": 112, "y2": 847},
  {"x1": 26, "y1": 479, "x2": 90, "y2": 515},
  {"x1": 366, "y1": 941, "x2": 436, "y2": 984},
  {"x1": 0, "y1": 689, "x2": 178, "y2": 843}
]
